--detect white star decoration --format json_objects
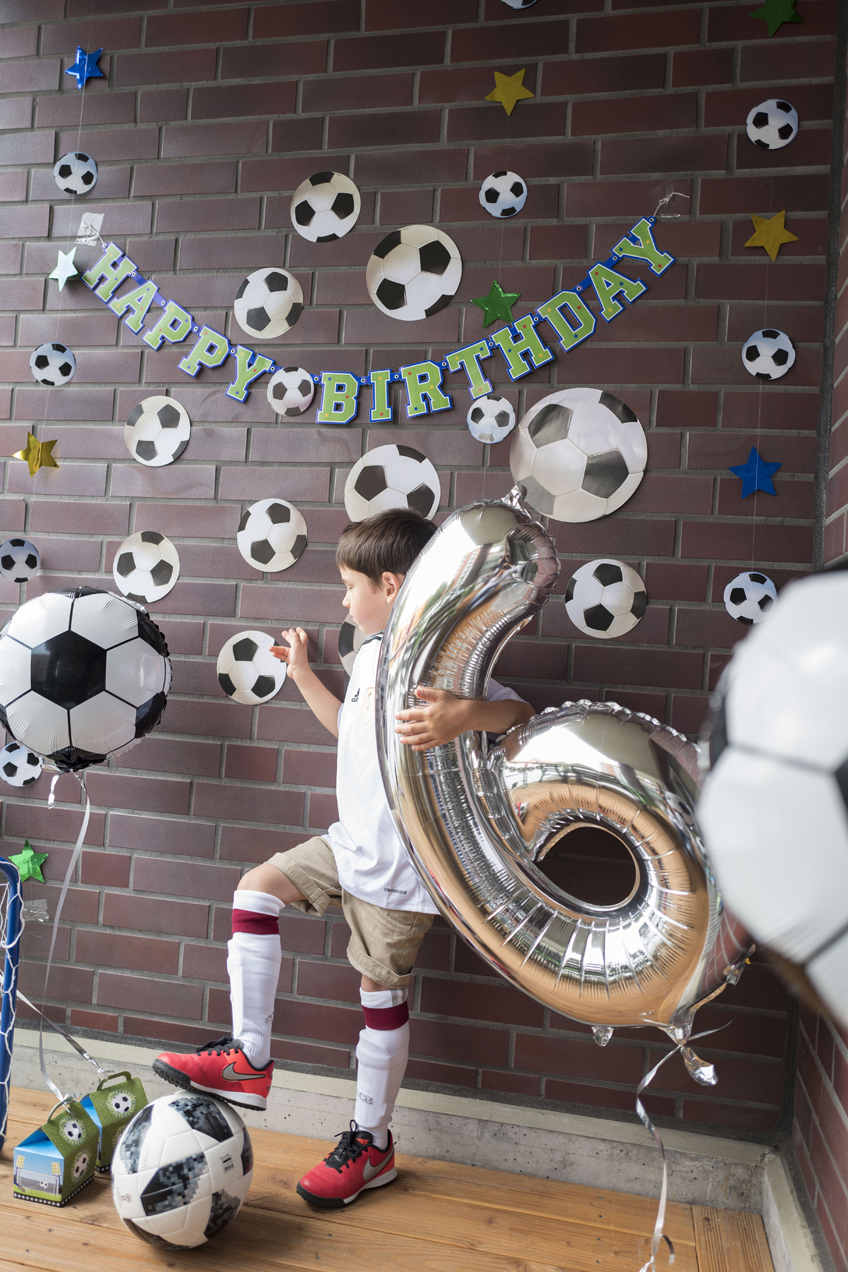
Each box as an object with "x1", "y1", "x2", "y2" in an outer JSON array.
[{"x1": 49, "y1": 248, "x2": 79, "y2": 291}]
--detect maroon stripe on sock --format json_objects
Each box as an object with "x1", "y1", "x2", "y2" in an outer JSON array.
[
  {"x1": 362, "y1": 1001, "x2": 409, "y2": 1031},
  {"x1": 232, "y1": 908, "x2": 279, "y2": 936}
]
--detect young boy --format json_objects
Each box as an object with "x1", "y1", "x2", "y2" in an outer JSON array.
[{"x1": 154, "y1": 508, "x2": 534, "y2": 1207}]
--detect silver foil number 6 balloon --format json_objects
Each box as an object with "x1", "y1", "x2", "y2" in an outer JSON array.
[{"x1": 377, "y1": 497, "x2": 750, "y2": 1042}]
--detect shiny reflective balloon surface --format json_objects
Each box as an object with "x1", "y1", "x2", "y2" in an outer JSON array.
[{"x1": 377, "y1": 496, "x2": 749, "y2": 1037}]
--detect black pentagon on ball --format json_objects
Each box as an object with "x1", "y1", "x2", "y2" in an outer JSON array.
[
  {"x1": 141, "y1": 531, "x2": 164, "y2": 545},
  {"x1": 291, "y1": 533, "x2": 307, "y2": 560},
  {"x1": 34, "y1": 355, "x2": 49, "y2": 369},
  {"x1": 773, "y1": 348, "x2": 789, "y2": 366},
  {"x1": 136, "y1": 440, "x2": 157, "y2": 461},
  {"x1": 134, "y1": 690, "x2": 167, "y2": 738},
  {"x1": 0, "y1": 556, "x2": 12, "y2": 572},
  {"x1": 593, "y1": 562, "x2": 623, "y2": 587},
  {"x1": 495, "y1": 411, "x2": 511, "y2": 428},
  {"x1": 218, "y1": 671, "x2": 236, "y2": 697},
  {"x1": 157, "y1": 404, "x2": 182, "y2": 428},
  {"x1": 205, "y1": 1190, "x2": 242, "y2": 1241},
  {"x1": 2, "y1": 763, "x2": 16, "y2": 778},
  {"x1": 116, "y1": 552, "x2": 136, "y2": 578},
  {"x1": 583, "y1": 450, "x2": 629, "y2": 499},
  {"x1": 752, "y1": 111, "x2": 769, "y2": 128},
  {"x1": 755, "y1": 371, "x2": 773, "y2": 381},
  {"x1": 376, "y1": 278, "x2": 406, "y2": 311},
  {"x1": 750, "y1": 572, "x2": 767, "y2": 584},
  {"x1": 583, "y1": 604, "x2": 614, "y2": 632},
  {"x1": 499, "y1": 206, "x2": 517, "y2": 217},
  {"x1": 150, "y1": 560, "x2": 173, "y2": 587},
  {"x1": 235, "y1": 278, "x2": 249, "y2": 301},
  {"x1": 406, "y1": 484, "x2": 435, "y2": 518},
  {"x1": 25, "y1": 554, "x2": 37, "y2": 569},
  {"x1": 126, "y1": 404, "x2": 144, "y2": 428},
  {"x1": 58, "y1": 362, "x2": 73, "y2": 377},
  {"x1": 265, "y1": 271, "x2": 290, "y2": 292},
  {"x1": 510, "y1": 182, "x2": 524, "y2": 197},
  {"x1": 298, "y1": 379, "x2": 311, "y2": 397},
  {"x1": 564, "y1": 577, "x2": 576, "y2": 603},
  {"x1": 758, "y1": 595, "x2": 774, "y2": 612},
  {"x1": 82, "y1": 171, "x2": 94, "y2": 185},
  {"x1": 250, "y1": 539, "x2": 276, "y2": 565},
  {"x1": 238, "y1": 510, "x2": 251, "y2": 533},
  {"x1": 53, "y1": 344, "x2": 67, "y2": 354},
  {"x1": 311, "y1": 171, "x2": 334, "y2": 186},
  {"x1": 425, "y1": 294, "x2": 452, "y2": 317},
  {"x1": 58, "y1": 164, "x2": 72, "y2": 178},
  {"x1": 252, "y1": 675, "x2": 276, "y2": 700},
  {"x1": 631, "y1": 590, "x2": 647, "y2": 619},
  {"x1": 419, "y1": 239, "x2": 451, "y2": 276},
  {"x1": 294, "y1": 199, "x2": 315, "y2": 226},
  {"x1": 397, "y1": 445, "x2": 422, "y2": 460},
  {"x1": 470, "y1": 407, "x2": 485, "y2": 424},
  {"x1": 778, "y1": 123, "x2": 794, "y2": 140},
  {"x1": 484, "y1": 188, "x2": 499, "y2": 203},
  {"x1": 232, "y1": 637, "x2": 259, "y2": 661},
  {"x1": 599, "y1": 392, "x2": 637, "y2": 425},
  {"x1": 266, "y1": 502, "x2": 291, "y2": 524},
  {"x1": 286, "y1": 301, "x2": 302, "y2": 327},
  {"x1": 528, "y1": 403, "x2": 573, "y2": 446},
  {"x1": 753, "y1": 139, "x2": 769, "y2": 150},
  {"x1": 272, "y1": 382, "x2": 287, "y2": 400},
  {"x1": 31, "y1": 629, "x2": 107, "y2": 710},
  {"x1": 762, "y1": 329, "x2": 779, "y2": 339},
  {"x1": 373, "y1": 230, "x2": 402, "y2": 259},
  {"x1": 355, "y1": 465, "x2": 388, "y2": 501},
  {"x1": 246, "y1": 306, "x2": 271, "y2": 331},
  {"x1": 729, "y1": 587, "x2": 747, "y2": 605},
  {"x1": 745, "y1": 345, "x2": 761, "y2": 362},
  {"x1": 331, "y1": 191, "x2": 355, "y2": 219}
]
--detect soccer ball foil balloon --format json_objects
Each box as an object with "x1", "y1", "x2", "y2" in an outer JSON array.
[{"x1": 0, "y1": 587, "x2": 171, "y2": 773}]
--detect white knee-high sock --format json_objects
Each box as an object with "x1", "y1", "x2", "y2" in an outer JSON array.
[
  {"x1": 228, "y1": 889, "x2": 283, "y2": 1068},
  {"x1": 354, "y1": 987, "x2": 409, "y2": 1150}
]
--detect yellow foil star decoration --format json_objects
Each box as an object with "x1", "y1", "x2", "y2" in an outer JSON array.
[
  {"x1": 15, "y1": 433, "x2": 59, "y2": 478},
  {"x1": 745, "y1": 210, "x2": 799, "y2": 263},
  {"x1": 485, "y1": 68, "x2": 534, "y2": 117}
]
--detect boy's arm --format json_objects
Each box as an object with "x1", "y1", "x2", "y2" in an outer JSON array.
[
  {"x1": 271, "y1": 626, "x2": 342, "y2": 739},
  {"x1": 395, "y1": 686, "x2": 534, "y2": 752}
]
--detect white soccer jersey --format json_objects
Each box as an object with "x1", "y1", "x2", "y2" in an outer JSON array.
[{"x1": 327, "y1": 633, "x2": 524, "y2": 914}]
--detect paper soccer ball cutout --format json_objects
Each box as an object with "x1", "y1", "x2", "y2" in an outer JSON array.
[
  {"x1": 125, "y1": 397, "x2": 191, "y2": 467},
  {"x1": 338, "y1": 618, "x2": 364, "y2": 679},
  {"x1": 237, "y1": 498, "x2": 307, "y2": 573},
  {"x1": 741, "y1": 329, "x2": 795, "y2": 381},
  {"x1": 501, "y1": 0, "x2": 538, "y2": 7},
  {"x1": 746, "y1": 99, "x2": 798, "y2": 151},
  {"x1": 510, "y1": 387, "x2": 647, "y2": 523},
  {"x1": 0, "y1": 741, "x2": 43, "y2": 787},
  {"x1": 53, "y1": 151, "x2": 98, "y2": 196},
  {"x1": 217, "y1": 630, "x2": 287, "y2": 705},
  {"x1": 366, "y1": 225, "x2": 462, "y2": 322},
  {"x1": 344, "y1": 444, "x2": 440, "y2": 522},
  {"x1": 30, "y1": 342, "x2": 75, "y2": 387},
  {"x1": 233, "y1": 268, "x2": 303, "y2": 340},
  {"x1": 724, "y1": 571, "x2": 777, "y2": 626},
  {"x1": 114, "y1": 531, "x2": 180, "y2": 606},
  {"x1": 0, "y1": 537, "x2": 40, "y2": 584},
  {"x1": 111, "y1": 1092, "x2": 253, "y2": 1250},
  {"x1": 266, "y1": 366, "x2": 315, "y2": 417},
  {"x1": 479, "y1": 171, "x2": 528, "y2": 219},
  {"x1": 0, "y1": 587, "x2": 171, "y2": 773},
  {"x1": 698, "y1": 570, "x2": 848, "y2": 1028},
  {"x1": 291, "y1": 171, "x2": 361, "y2": 243},
  {"x1": 467, "y1": 395, "x2": 516, "y2": 444},
  {"x1": 565, "y1": 559, "x2": 647, "y2": 640}
]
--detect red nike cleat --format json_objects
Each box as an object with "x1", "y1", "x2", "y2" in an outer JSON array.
[
  {"x1": 296, "y1": 1123, "x2": 397, "y2": 1208},
  {"x1": 152, "y1": 1036, "x2": 273, "y2": 1111}
]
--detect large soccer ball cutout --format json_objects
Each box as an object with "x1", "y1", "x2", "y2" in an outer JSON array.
[
  {"x1": 746, "y1": 99, "x2": 798, "y2": 150},
  {"x1": 290, "y1": 171, "x2": 361, "y2": 243},
  {"x1": 53, "y1": 151, "x2": 98, "y2": 195},
  {"x1": 233, "y1": 268, "x2": 303, "y2": 340},
  {"x1": 0, "y1": 587, "x2": 171, "y2": 772},
  {"x1": 0, "y1": 741, "x2": 43, "y2": 787},
  {"x1": 467, "y1": 395, "x2": 516, "y2": 444},
  {"x1": 217, "y1": 631, "x2": 287, "y2": 705},
  {"x1": 510, "y1": 388, "x2": 647, "y2": 522},
  {"x1": 366, "y1": 226, "x2": 462, "y2": 322},
  {"x1": 479, "y1": 171, "x2": 527, "y2": 219},
  {"x1": 0, "y1": 538, "x2": 40, "y2": 584},
  {"x1": 742, "y1": 329, "x2": 795, "y2": 381},
  {"x1": 30, "y1": 342, "x2": 75, "y2": 387},
  {"x1": 698, "y1": 570, "x2": 848, "y2": 1028},
  {"x1": 266, "y1": 366, "x2": 315, "y2": 417},
  {"x1": 724, "y1": 571, "x2": 777, "y2": 626},
  {"x1": 344, "y1": 445, "x2": 440, "y2": 522},
  {"x1": 114, "y1": 532, "x2": 180, "y2": 606},
  {"x1": 237, "y1": 499, "x2": 307, "y2": 573},
  {"x1": 565, "y1": 559, "x2": 647, "y2": 639},
  {"x1": 125, "y1": 397, "x2": 191, "y2": 467},
  {"x1": 111, "y1": 1092, "x2": 253, "y2": 1250}
]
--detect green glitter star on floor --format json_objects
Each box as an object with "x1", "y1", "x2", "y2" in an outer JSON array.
[
  {"x1": 9, "y1": 840, "x2": 48, "y2": 883},
  {"x1": 750, "y1": 0, "x2": 801, "y2": 36},
  {"x1": 472, "y1": 280, "x2": 521, "y2": 327}
]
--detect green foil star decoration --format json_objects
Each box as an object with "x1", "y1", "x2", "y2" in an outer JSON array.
[
  {"x1": 750, "y1": 0, "x2": 801, "y2": 36},
  {"x1": 472, "y1": 280, "x2": 521, "y2": 327},
  {"x1": 49, "y1": 247, "x2": 79, "y2": 292},
  {"x1": 9, "y1": 840, "x2": 48, "y2": 883}
]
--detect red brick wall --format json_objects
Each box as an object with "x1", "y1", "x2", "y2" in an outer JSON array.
[{"x1": 0, "y1": 0, "x2": 836, "y2": 1137}]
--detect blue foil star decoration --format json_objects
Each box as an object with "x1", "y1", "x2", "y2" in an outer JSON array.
[
  {"x1": 66, "y1": 47, "x2": 104, "y2": 90},
  {"x1": 729, "y1": 447, "x2": 782, "y2": 498}
]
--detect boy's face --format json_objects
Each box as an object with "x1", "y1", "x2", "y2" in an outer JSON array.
[{"x1": 339, "y1": 565, "x2": 404, "y2": 637}]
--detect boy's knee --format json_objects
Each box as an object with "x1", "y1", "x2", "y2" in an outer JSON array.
[{"x1": 238, "y1": 862, "x2": 306, "y2": 907}]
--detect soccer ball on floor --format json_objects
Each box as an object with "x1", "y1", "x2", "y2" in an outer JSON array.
[
  {"x1": 746, "y1": 99, "x2": 798, "y2": 150},
  {"x1": 0, "y1": 741, "x2": 43, "y2": 787},
  {"x1": 290, "y1": 171, "x2": 361, "y2": 243},
  {"x1": 723, "y1": 571, "x2": 777, "y2": 626},
  {"x1": 237, "y1": 499, "x2": 307, "y2": 572},
  {"x1": 111, "y1": 1092, "x2": 253, "y2": 1249},
  {"x1": 510, "y1": 387, "x2": 647, "y2": 522},
  {"x1": 742, "y1": 329, "x2": 795, "y2": 381},
  {"x1": 366, "y1": 226, "x2": 462, "y2": 321},
  {"x1": 479, "y1": 171, "x2": 528, "y2": 219},
  {"x1": 0, "y1": 538, "x2": 40, "y2": 584},
  {"x1": 266, "y1": 367, "x2": 315, "y2": 417},
  {"x1": 233, "y1": 268, "x2": 303, "y2": 340},
  {"x1": 125, "y1": 397, "x2": 191, "y2": 467},
  {"x1": 338, "y1": 618, "x2": 364, "y2": 679},
  {"x1": 698, "y1": 569, "x2": 848, "y2": 1028},
  {"x1": 467, "y1": 396, "x2": 516, "y2": 444},
  {"x1": 217, "y1": 630, "x2": 287, "y2": 705},
  {"x1": 344, "y1": 444, "x2": 440, "y2": 521},
  {"x1": 53, "y1": 151, "x2": 98, "y2": 195},
  {"x1": 564, "y1": 559, "x2": 647, "y2": 639},
  {"x1": 0, "y1": 587, "x2": 171, "y2": 772},
  {"x1": 30, "y1": 342, "x2": 75, "y2": 387},
  {"x1": 113, "y1": 532, "x2": 180, "y2": 605}
]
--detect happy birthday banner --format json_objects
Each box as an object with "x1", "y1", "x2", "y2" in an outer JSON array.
[{"x1": 81, "y1": 217, "x2": 674, "y2": 423}]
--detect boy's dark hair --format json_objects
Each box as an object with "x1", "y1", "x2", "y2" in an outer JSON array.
[{"x1": 336, "y1": 508, "x2": 436, "y2": 585}]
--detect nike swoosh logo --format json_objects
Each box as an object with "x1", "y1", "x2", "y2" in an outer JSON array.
[
  {"x1": 221, "y1": 1061, "x2": 267, "y2": 1083},
  {"x1": 363, "y1": 1150, "x2": 392, "y2": 1182}
]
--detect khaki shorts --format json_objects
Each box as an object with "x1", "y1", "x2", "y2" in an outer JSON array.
[{"x1": 267, "y1": 836, "x2": 434, "y2": 989}]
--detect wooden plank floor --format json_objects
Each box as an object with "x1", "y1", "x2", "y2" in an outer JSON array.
[{"x1": 0, "y1": 1087, "x2": 774, "y2": 1272}]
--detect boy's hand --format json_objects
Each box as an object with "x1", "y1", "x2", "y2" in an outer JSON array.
[
  {"x1": 395, "y1": 687, "x2": 472, "y2": 751},
  {"x1": 270, "y1": 627, "x2": 310, "y2": 681}
]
